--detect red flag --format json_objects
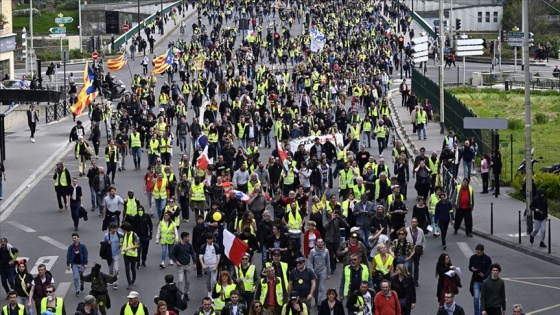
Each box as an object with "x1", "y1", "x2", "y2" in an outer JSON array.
[
  {"x1": 222, "y1": 229, "x2": 248, "y2": 266},
  {"x1": 277, "y1": 141, "x2": 287, "y2": 164},
  {"x1": 197, "y1": 146, "x2": 210, "y2": 171}
]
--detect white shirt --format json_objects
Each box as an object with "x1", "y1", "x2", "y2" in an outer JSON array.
[{"x1": 363, "y1": 291, "x2": 373, "y2": 315}]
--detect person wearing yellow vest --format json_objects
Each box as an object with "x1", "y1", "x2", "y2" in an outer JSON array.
[
  {"x1": 338, "y1": 163, "x2": 355, "y2": 199},
  {"x1": 361, "y1": 116, "x2": 373, "y2": 148},
  {"x1": 158, "y1": 93, "x2": 169, "y2": 110},
  {"x1": 428, "y1": 186, "x2": 443, "y2": 236},
  {"x1": 148, "y1": 133, "x2": 160, "y2": 168},
  {"x1": 370, "y1": 243, "x2": 394, "y2": 290},
  {"x1": 346, "y1": 282, "x2": 376, "y2": 315},
  {"x1": 39, "y1": 285, "x2": 65, "y2": 315},
  {"x1": 53, "y1": 161, "x2": 71, "y2": 212},
  {"x1": 416, "y1": 107, "x2": 428, "y2": 140},
  {"x1": 3, "y1": 291, "x2": 26, "y2": 315},
  {"x1": 129, "y1": 126, "x2": 143, "y2": 171},
  {"x1": 189, "y1": 176, "x2": 206, "y2": 220},
  {"x1": 120, "y1": 222, "x2": 139, "y2": 291},
  {"x1": 451, "y1": 178, "x2": 475, "y2": 237},
  {"x1": 428, "y1": 151, "x2": 440, "y2": 191},
  {"x1": 122, "y1": 191, "x2": 141, "y2": 224},
  {"x1": 156, "y1": 211, "x2": 179, "y2": 269},
  {"x1": 234, "y1": 253, "x2": 258, "y2": 305},
  {"x1": 159, "y1": 132, "x2": 173, "y2": 166},
  {"x1": 339, "y1": 254, "x2": 371, "y2": 301},
  {"x1": 153, "y1": 172, "x2": 169, "y2": 221},
  {"x1": 105, "y1": 139, "x2": 119, "y2": 185},
  {"x1": 119, "y1": 290, "x2": 149, "y2": 315},
  {"x1": 374, "y1": 120, "x2": 387, "y2": 156},
  {"x1": 211, "y1": 270, "x2": 240, "y2": 312},
  {"x1": 255, "y1": 266, "x2": 286, "y2": 315},
  {"x1": 192, "y1": 297, "x2": 216, "y2": 315}
]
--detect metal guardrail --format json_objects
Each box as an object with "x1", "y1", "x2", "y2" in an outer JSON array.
[
  {"x1": 45, "y1": 102, "x2": 69, "y2": 123},
  {"x1": 441, "y1": 165, "x2": 460, "y2": 198}
]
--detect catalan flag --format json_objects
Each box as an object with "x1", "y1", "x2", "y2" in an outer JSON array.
[
  {"x1": 70, "y1": 62, "x2": 98, "y2": 116},
  {"x1": 152, "y1": 48, "x2": 173, "y2": 74},
  {"x1": 107, "y1": 53, "x2": 128, "y2": 71}
]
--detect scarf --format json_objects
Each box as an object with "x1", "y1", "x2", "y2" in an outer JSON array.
[{"x1": 443, "y1": 302, "x2": 456, "y2": 314}]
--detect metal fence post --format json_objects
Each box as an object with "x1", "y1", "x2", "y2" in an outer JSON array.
[
  {"x1": 549, "y1": 219, "x2": 552, "y2": 254},
  {"x1": 518, "y1": 211, "x2": 522, "y2": 244},
  {"x1": 0, "y1": 113, "x2": 5, "y2": 161},
  {"x1": 491, "y1": 203, "x2": 494, "y2": 235}
]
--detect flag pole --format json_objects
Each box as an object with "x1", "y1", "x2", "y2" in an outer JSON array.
[{"x1": 126, "y1": 54, "x2": 133, "y2": 79}]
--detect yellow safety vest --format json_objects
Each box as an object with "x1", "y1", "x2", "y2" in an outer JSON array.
[
  {"x1": 159, "y1": 220, "x2": 177, "y2": 245},
  {"x1": 235, "y1": 264, "x2": 256, "y2": 292},
  {"x1": 454, "y1": 185, "x2": 474, "y2": 208},
  {"x1": 362, "y1": 121, "x2": 372, "y2": 132},
  {"x1": 208, "y1": 132, "x2": 218, "y2": 143},
  {"x1": 149, "y1": 139, "x2": 160, "y2": 155},
  {"x1": 353, "y1": 184, "x2": 366, "y2": 200},
  {"x1": 417, "y1": 111, "x2": 427, "y2": 124},
  {"x1": 265, "y1": 262, "x2": 289, "y2": 290},
  {"x1": 105, "y1": 146, "x2": 118, "y2": 162},
  {"x1": 247, "y1": 180, "x2": 261, "y2": 194},
  {"x1": 165, "y1": 204, "x2": 180, "y2": 227},
  {"x1": 125, "y1": 198, "x2": 138, "y2": 216},
  {"x1": 159, "y1": 93, "x2": 169, "y2": 105},
  {"x1": 258, "y1": 278, "x2": 285, "y2": 306},
  {"x1": 130, "y1": 133, "x2": 141, "y2": 148},
  {"x1": 54, "y1": 171, "x2": 68, "y2": 187},
  {"x1": 428, "y1": 158, "x2": 439, "y2": 175},
  {"x1": 375, "y1": 125, "x2": 386, "y2": 138},
  {"x1": 153, "y1": 178, "x2": 168, "y2": 199},
  {"x1": 40, "y1": 298, "x2": 64, "y2": 315},
  {"x1": 123, "y1": 302, "x2": 145, "y2": 315},
  {"x1": 213, "y1": 283, "x2": 237, "y2": 310},
  {"x1": 160, "y1": 138, "x2": 172, "y2": 154},
  {"x1": 339, "y1": 169, "x2": 354, "y2": 189},
  {"x1": 121, "y1": 232, "x2": 138, "y2": 257},
  {"x1": 2, "y1": 305, "x2": 24, "y2": 315},
  {"x1": 341, "y1": 200, "x2": 353, "y2": 218},
  {"x1": 373, "y1": 254, "x2": 394, "y2": 275},
  {"x1": 283, "y1": 170, "x2": 295, "y2": 185},
  {"x1": 191, "y1": 183, "x2": 205, "y2": 201},
  {"x1": 343, "y1": 265, "x2": 369, "y2": 296},
  {"x1": 287, "y1": 211, "x2": 302, "y2": 230},
  {"x1": 429, "y1": 193, "x2": 439, "y2": 214},
  {"x1": 237, "y1": 123, "x2": 246, "y2": 138},
  {"x1": 350, "y1": 125, "x2": 360, "y2": 139}
]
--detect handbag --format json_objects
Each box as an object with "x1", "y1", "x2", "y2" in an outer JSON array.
[{"x1": 414, "y1": 245, "x2": 423, "y2": 256}]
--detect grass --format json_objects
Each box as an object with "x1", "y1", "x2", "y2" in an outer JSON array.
[
  {"x1": 449, "y1": 87, "x2": 560, "y2": 216},
  {"x1": 12, "y1": 10, "x2": 79, "y2": 35}
]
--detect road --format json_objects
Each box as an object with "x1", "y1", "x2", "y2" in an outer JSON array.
[{"x1": 3, "y1": 4, "x2": 560, "y2": 315}]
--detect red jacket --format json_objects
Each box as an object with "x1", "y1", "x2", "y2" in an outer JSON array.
[
  {"x1": 374, "y1": 290, "x2": 402, "y2": 315},
  {"x1": 303, "y1": 229, "x2": 322, "y2": 257}
]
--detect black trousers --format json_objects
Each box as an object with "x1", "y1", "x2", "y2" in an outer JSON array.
[
  {"x1": 29, "y1": 122, "x2": 37, "y2": 137},
  {"x1": 55, "y1": 186, "x2": 69, "y2": 209},
  {"x1": 326, "y1": 241, "x2": 340, "y2": 271},
  {"x1": 482, "y1": 173, "x2": 489, "y2": 193},
  {"x1": 439, "y1": 220, "x2": 450, "y2": 246},
  {"x1": 138, "y1": 236, "x2": 150, "y2": 264},
  {"x1": 123, "y1": 255, "x2": 137, "y2": 285},
  {"x1": 454, "y1": 208, "x2": 473, "y2": 235},
  {"x1": 106, "y1": 162, "x2": 117, "y2": 183}
]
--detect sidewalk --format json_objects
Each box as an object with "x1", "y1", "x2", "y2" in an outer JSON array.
[
  {"x1": 0, "y1": 6, "x2": 198, "y2": 214},
  {"x1": 388, "y1": 86, "x2": 560, "y2": 266}
]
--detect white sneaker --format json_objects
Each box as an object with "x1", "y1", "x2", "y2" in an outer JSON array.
[
  {"x1": 31, "y1": 137, "x2": 35, "y2": 143},
  {"x1": 169, "y1": 260, "x2": 174, "y2": 266}
]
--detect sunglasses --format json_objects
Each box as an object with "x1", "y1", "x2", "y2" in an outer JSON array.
[
  {"x1": 398, "y1": 233, "x2": 405, "y2": 236},
  {"x1": 254, "y1": 305, "x2": 262, "y2": 308},
  {"x1": 46, "y1": 291, "x2": 54, "y2": 293}
]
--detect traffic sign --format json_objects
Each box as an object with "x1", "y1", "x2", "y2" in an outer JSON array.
[
  {"x1": 49, "y1": 34, "x2": 66, "y2": 38},
  {"x1": 412, "y1": 50, "x2": 429, "y2": 58},
  {"x1": 413, "y1": 56, "x2": 429, "y2": 63},
  {"x1": 411, "y1": 36, "x2": 429, "y2": 45},
  {"x1": 49, "y1": 27, "x2": 66, "y2": 34},
  {"x1": 412, "y1": 42, "x2": 428, "y2": 52},
  {"x1": 92, "y1": 51, "x2": 98, "y2": 60},
  {"x1": 508, "y1": 31, "x2": 533, "y2": 38},
  {"x1": 122, "y1": 24, "x2": 130, "y2": 32},
  {"x1": 456, "y1": 45, "x2": 484, "y2": 51},
  {"x1": 508, "y1": 42, "x2": 534, "y2": 47},
  {"x1": 456, "y1": 39, "x2": 484, "y2": 46},
  {"x1": 456, "y1": 50, "x2": 484, "y2": 57},
  {"x1": 55, "y1": 17, "x2": 74, "y2": 24},
  {"x1": 507, "y1": 38, "x2": 524, "y2": 42}
]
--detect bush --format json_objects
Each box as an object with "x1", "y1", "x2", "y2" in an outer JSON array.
[
  {"x1": 512, "y1": 172, "x2": 560, "y2": 200},
  {"x1": 56, "y1": 0, "x2": 79, "y2": 10},
  {"x1": 508, "y1": 118, "x2": 523, "y2": 130},
  {"x1": 534, "y1": 113, "x2": 549, "y2": 125},
  {"x1": 69, "y1": 49, "x2": 90, "y2": 59},
  {"x1": 13, "y1": 8, "x2": 41, "y2": 17}
]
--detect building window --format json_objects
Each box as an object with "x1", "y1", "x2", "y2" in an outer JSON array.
[
  {"x1": 486, "y1": 12, "x2": 490, "y2": 23},
  {"x1": 493, "y1": 12, "x2": 498, "y2": 22},
  {"x1": 478, "y1": 12, "x2": 482, "y2": 23}
]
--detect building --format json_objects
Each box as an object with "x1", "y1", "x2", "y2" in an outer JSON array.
[
  {"x1": 414, "y1": 0, "x2": 503, "y2": 32},
  {"x1": 0, "y1": 0, "x2": 15, "y2": 79}
]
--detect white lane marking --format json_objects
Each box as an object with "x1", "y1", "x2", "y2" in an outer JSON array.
[
  {"x1": 457, "y1": 242, "x2": 474, "y2": 259},
  {"x1": 503, "y1": 278, "x2": 560, "y2": 290},
  {"x1": 507, "y1": 233, "x2": 529, "y2": 237},
  {"x1": 55, "y1": 282, "x2": 72, "y2": 299},
  {"x1": 526, "y1": 303, "x2": 560, "y2": 315},
  {"x1": 7, "y1": 221, "x2": 37, "y2": 233},
  {"x1": 38, "y1": 236, "x2": 68, "y2": 251},
  {"x1": 18, "y1": 256, "x2": 59, "y2": 275},
  {"x1": 504, "y1": 277, "x2": 560, "y2": 280}
]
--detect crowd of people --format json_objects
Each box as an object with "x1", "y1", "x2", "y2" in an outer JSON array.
[{"x1": 0, "y1": 0, "x2": 539, "y2": 315}]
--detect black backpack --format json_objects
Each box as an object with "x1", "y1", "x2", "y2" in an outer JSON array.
[{"x1": 174, "y1": 290, "x2": 188, "y2": 311}]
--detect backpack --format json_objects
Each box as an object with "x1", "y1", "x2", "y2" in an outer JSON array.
[{"x1": 174, "y1": 289, "x2": 188, "y2": 310}]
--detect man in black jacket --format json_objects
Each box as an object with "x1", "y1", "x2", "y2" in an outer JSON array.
[
  {"x1": 529, "y1": 190, "x2": 548, "y2": 248},
  {"x1": 93, "y1": 168, "x2": 111, "y2": 216},
  {"x1": 437, "y1": 292, "x2": 466, "y2": 315},
  {"x1": 221, "y1": 290, "x2": 248, "y2": 315},
  {"x1": 346, "y1": 282, "x2": 375, "y2": 315},
  {"x1": 158, "y1": 274, "x2": 180, "y2": 313},
  {"x1": 131, "y1": 207, "x2": 153, "y2": 268}
]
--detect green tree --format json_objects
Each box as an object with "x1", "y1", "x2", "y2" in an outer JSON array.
[{"x1": 501, "y1": 0, "x2": 556, "y2": 34}]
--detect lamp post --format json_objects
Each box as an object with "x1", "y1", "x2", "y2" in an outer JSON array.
[
  {"x1": 22, "y1": 27, "x2": 28, "y2": 75},
  {"x1": 29, "y1": 0, "x2": 34, "y2": 75},
  {"x1": 512, "y1": 26, "x2": 519, "y2": 71},
  {"x1": 78, "y1": 0, "x2": 83, "y2": 52}
]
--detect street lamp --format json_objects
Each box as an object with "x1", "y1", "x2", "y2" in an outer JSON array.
[
  {"x1": 29, "y1": 0, "x2": 34, "y2": 75},
  {"x1": 78, "y1": 0, "x2": 83, "y2": 53}
]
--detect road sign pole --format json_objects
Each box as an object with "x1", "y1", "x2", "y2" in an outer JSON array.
[
  {"x1": 463, "y1": 56, "x2": 466, "y2": 85},
  {"x1": 514, "y1": 46, "x2": 517, "y2": 71},
  {"x1": 523, "y1": 0, "x2": 533, "y2": 221},
  {"x1": 400, "y1": 51, "x2": 403, "y2": 80},
  {"x1": 439, "y1": 0, "x2": 445, "y2": 135}
]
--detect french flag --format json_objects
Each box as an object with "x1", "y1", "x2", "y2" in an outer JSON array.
[
  {"x1": 277, "y1": 140, "x2": 289, "y2": 174},
  {"x1": 223, "y1": 229, "x2": 248, "y2": 266},
  {"x1": 197, "y1": 135, "x2": 212, "y2": 171},
  {"x1": 231, "y1": 190, "x2": 250, "y2": 202}
]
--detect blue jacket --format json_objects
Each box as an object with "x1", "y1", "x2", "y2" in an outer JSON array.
[
  {"x1": 434, "y1": 200, "x2": 455, "y2": 223},
  {"x1": 66, "y1": 242, "x2": 89, "y2": 266}
]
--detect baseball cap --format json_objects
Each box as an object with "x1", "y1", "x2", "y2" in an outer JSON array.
[
  {"x1": 127, "y1": 291, "x2": 139, "y2": 299},
  {"x1": 290, "y1": 291, "x2": 299, "y2": 299},
  {"x1": 295, "y1": 257, "x2": 305, "y2": 263},
  {"x1": 350, "y1": 227, "x2": 360, "y2": 233}
]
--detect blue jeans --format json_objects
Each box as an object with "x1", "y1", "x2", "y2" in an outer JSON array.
[
  {"x1": 89, "y1": 186, "x2": 97, "y2": 209},
  {"x1": 431, "y1": 214, "x2": 441, "y2": 235},
  {"x1": 71, "y1": 264, "x2": 84, "y2": 292},
  {"x1": 179, "y1": 135, "x2": 188, "y2": 152},
  {"x1": 155, "y1": 198, "x2": 167, "y2": 220},
  {"x1": 131, "y1": 147, "x2": 141, "y2": 168},
  {"x1": 463, "y1": 161, "x2": 472, "y2": 180},
  {"x1": 417, "y1": 123, "x2": 427, "y2": 139},
  {"x1": 473, "y1": 281, "x2": 482, "y2": 315},
  {"x1": 261, "y1": 244, "x2": 269, "y2": 267},
  {"x1": 161, "y1": 244, "x2": 174, "y2": 262}
]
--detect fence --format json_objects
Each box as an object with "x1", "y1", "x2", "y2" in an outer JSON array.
[
  {"x1": 45, "y1": 102, "x2": 69, "y2": 123},
  {"x1": 411, "y1": 68, "x2": 493, "y2": 155}
]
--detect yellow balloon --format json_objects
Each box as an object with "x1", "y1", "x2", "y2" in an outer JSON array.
[{"x1": 212, "y1": 212, "x2": 222, "y2": 221}]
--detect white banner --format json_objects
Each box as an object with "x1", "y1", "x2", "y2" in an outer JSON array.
[
  {"x1": 310, "y1": 28, "x2": 325, "y2": 52},
  {"x1": 289, "y1": 133, "x2": 343, "y2": 153}
]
